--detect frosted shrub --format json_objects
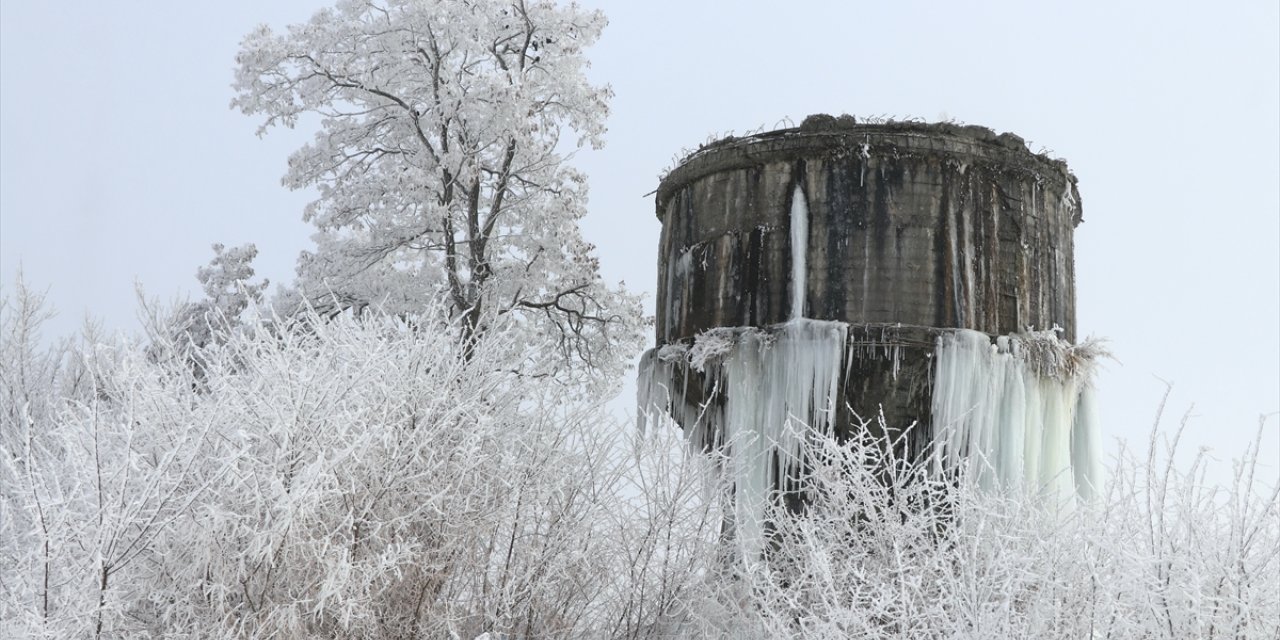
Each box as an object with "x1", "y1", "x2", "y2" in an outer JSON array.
[
  {"x1": 2, "y1": 284, "x2": 1274, "y2": 638},
  {"x1": 681, "y1": 416, "x2": 1279, "y2": 639},
  {"x1": 0, "y1": 291, "x2": 719, "y2": 639}
]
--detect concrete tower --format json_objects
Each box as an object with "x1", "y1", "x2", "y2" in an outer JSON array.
[{"x1": 639, "y1": 116, "x2": 1103, "y2": 552}]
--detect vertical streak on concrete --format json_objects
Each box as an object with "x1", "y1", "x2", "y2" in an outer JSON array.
[
  {"x1": 790, "y1": 183, "x2": 809, "y2": 320},
  {"x1": 944, "y1": 171, "x2": 965, "y2": 328}
]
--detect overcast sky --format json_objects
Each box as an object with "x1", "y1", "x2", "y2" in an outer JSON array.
[{"x1": 2, "y1": 1, "x2": 1277, "y2": 477}]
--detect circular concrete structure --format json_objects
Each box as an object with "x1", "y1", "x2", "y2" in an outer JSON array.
[
  {"x1": 646, "y1": 117, "x2": 1085, "y2": 448},
  {"x1": 654, "y1": 118, "x2": 1082, "y2": 347}
]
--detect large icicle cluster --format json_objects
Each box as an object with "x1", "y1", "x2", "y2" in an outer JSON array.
[
  {"x1": 932, "y1": 329, "x2": 1104, "y2": 504},
  {"x1": 639, "y1": 320, "x2": 846, "y2": 561},
  {"x1": 718, "y1": 320, "x2": 845, "y2": 561},
  {"x1": 637, "y1": 323, "x2": 1105, "y2": 561}
]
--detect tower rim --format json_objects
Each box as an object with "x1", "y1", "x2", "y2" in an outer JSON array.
[{"x1": 656, "y1": 117, "x2": 1080, "y2": 223}]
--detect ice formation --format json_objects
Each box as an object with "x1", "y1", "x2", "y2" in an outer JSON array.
[
  {"x1": 638, "y1": 322, "x2": 1104, "y2": 560},
  {"x1": 931, "y1": 329, "x2": 1104, "y2": 505},
  {"x1": 641, "y1": 319, "x2": 846, "y2": 562},
  {"x1": 789, "y1": 184, "x2": 809, "y2": 319}
]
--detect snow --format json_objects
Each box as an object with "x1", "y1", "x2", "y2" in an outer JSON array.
[{"x1": 686, "y1": 327, "x2": 736, "y2": 372}]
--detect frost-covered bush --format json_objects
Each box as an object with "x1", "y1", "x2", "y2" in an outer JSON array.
[
  {"x1": 675, "y1": 417, "x2": 1280, "y2": 639},
  {"x1": 2, "y1": 284, "x2": 1275, "y2": 639},
  {"x1": 0, "y1": 290, "x2": 719, "y2": 639}
]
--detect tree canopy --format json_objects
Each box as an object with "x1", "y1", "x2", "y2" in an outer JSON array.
[{"x1": 233, "y1": 0, "x2": 641, "y2": 376}]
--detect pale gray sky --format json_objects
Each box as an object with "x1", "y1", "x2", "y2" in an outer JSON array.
[{"x1": 3, "y1": 1, "x2": 1277, "y2": 475}]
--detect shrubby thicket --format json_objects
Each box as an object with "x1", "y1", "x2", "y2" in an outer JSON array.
[
  {"x1": 2, "y1": 283, "x2": 1276, "y2": 638},
  {"x1": 0, "y1": 284, "x2": 718, "y2": 638}
]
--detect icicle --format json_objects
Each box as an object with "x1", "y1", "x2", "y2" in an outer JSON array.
[
  {"x1": 636, "y1": 347, "x2": 678, "y2": 435},
  {"x1": 641, "y1": 320, "x2": 1106, "y2": 562},
  {"x1": 719, "y1": 319, "x2": 846, "y2": 562},
  {"x1": 930, "y1": 329, "x2": 1103, "y2": 506},
  {"x1": 636, "y1": 349, "x2": 658, "y2": 435},
  {"x1": 636, "y1": 343, "x2": 700, "y2": 438},
  {"x1": 945, "y1": 202, "x2": 965, "y2": 328},
  {"x1": 994, "y1": 347, "x2": 1026, "y2": 489},
  {"x1": 790, "y1": 184, "x2": 808, "y2": 320},
  {"x1": 1037, "y1": 374, "x2": 1079, "y2": 507},
  {"x1": 1022, "y1": 373, "x2": 1044, "y2": 487},
  {"x1": 859, "y1": 139, "x2": 870, "y2": 187},
  {"x1": 889, "y1": 325, "x2": 903, "y2": 380},
  {"x1": 667, "y1": 248, "x2": 696, "y2": 339},
  {"x1": 1071, "y1": 381, "x2": 1103, "y2": 500},
  {"x1": 1060, "y1": 179, "x2": 1078, "y2": 215}
]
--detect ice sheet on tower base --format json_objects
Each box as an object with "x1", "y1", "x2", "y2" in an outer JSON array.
[
  {"x1": 931, "y1": 328, "x2": 1106, "y2": 506},
  {"x1": 637, "y1": 321, "x2": 1106, "y2": 560}
]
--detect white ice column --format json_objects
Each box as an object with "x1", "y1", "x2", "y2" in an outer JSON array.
[
  {"x1": 931, "y1": 329, "x2": 1102, "y2": 505},
  {"x1": 789, "y1": 184, "x2": 809, "y2": 320}
]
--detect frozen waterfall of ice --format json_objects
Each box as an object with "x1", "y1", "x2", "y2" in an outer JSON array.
[
  {"x1": 638, "y1": 320, "x2": 847, "y2": 562},
  {"x1": 931, "y1": 329, "x2": 1104, "y2": 505},
  {"x1": 789, "y1": 183, "x2": 809, "y2": 320},
  {"x1": 638, "y1": 322, "x2": 1104, "y2": 559},
  {"x1": 720, "y1": 320, "x2": 845, "y2": 562}
]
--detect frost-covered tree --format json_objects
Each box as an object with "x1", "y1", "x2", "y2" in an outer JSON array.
[
  {"x1": 165, "y1": 243, "x2": 269, "y2": 354},
  {"x1": 232, "y1": 0, "x2": 642, "y2": 376},
  {"x1": 192, "y1": 243, "x2": 269, "y2": 323},
  {"x1": 0, "y1": 292, "x2": 720, "y2": 639},
  {"x1": 1, "y1": 284, "x2": 225, "y2": 637}
]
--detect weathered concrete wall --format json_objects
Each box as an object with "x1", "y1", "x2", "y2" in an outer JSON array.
[
  {"x1": 647, "y1": 117, "x2": 1084, "y2": 444},
  {"x1": 655, "y1": 119, "x2": 1082, "y2": 346}
]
